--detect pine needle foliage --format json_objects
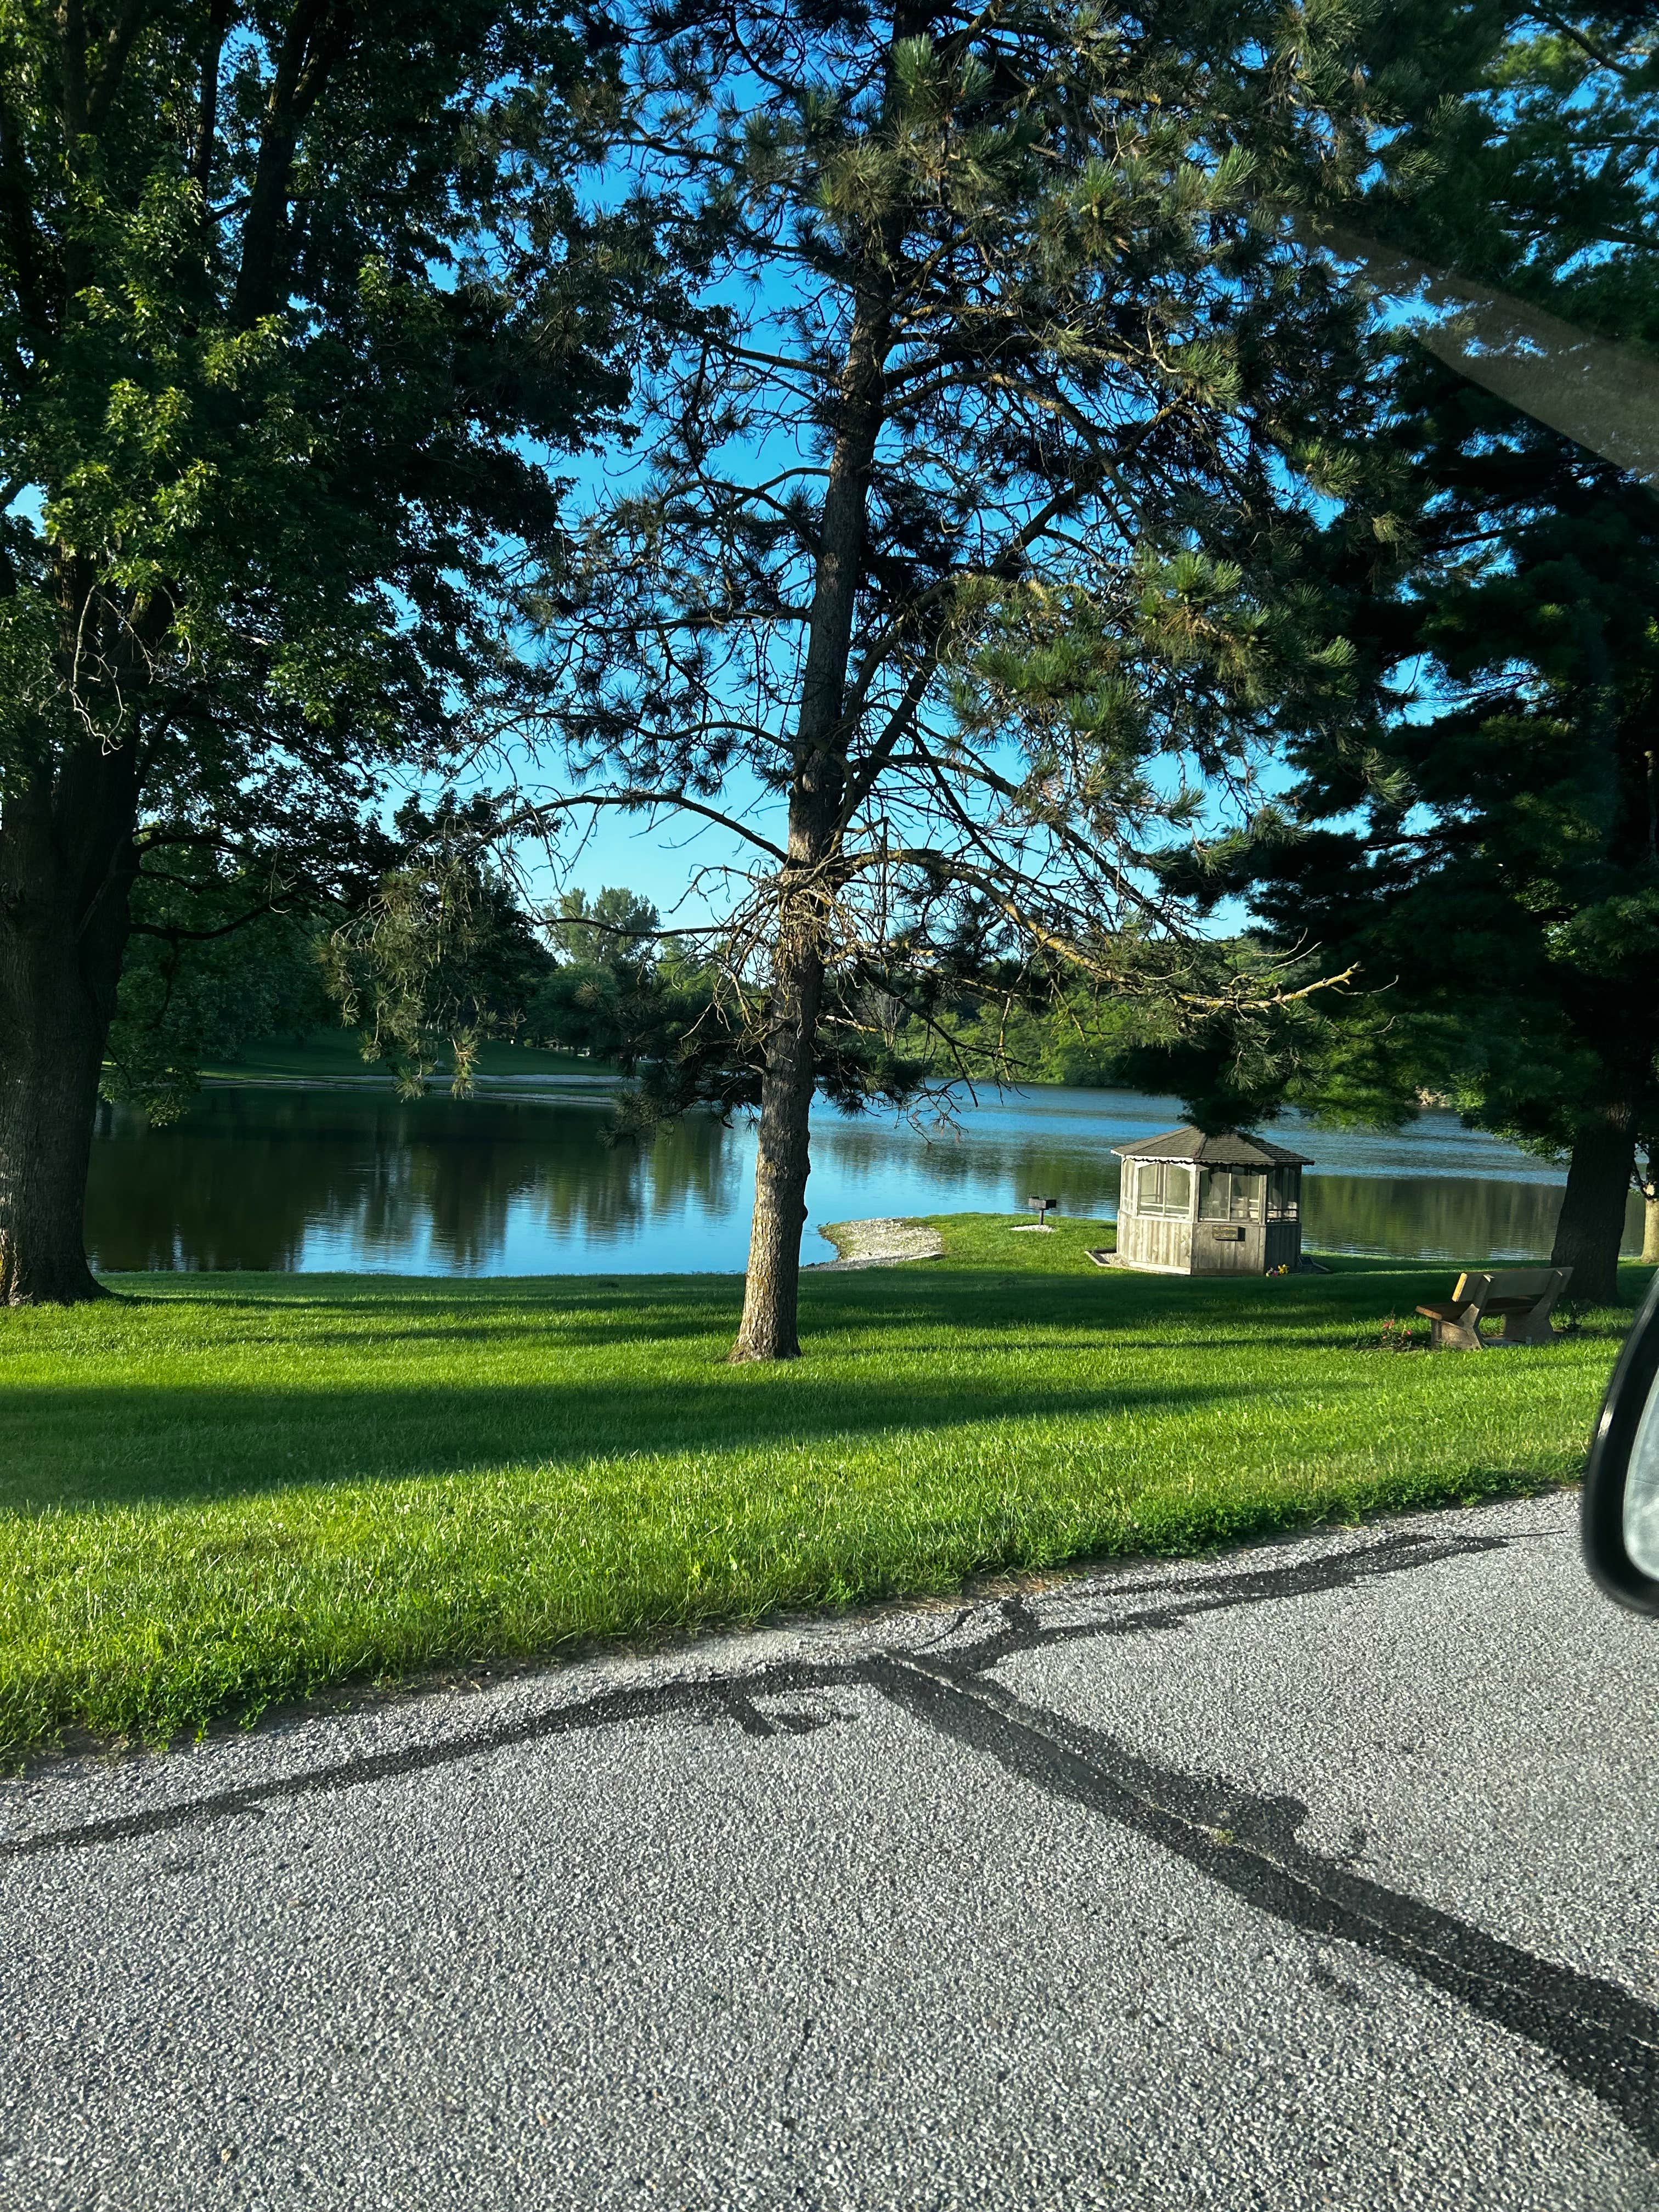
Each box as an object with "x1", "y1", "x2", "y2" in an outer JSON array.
[{"x1": 529, "y1": 0, "x2": 1383, "y2": 1356}]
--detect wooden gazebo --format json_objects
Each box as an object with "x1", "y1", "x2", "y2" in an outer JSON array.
[{"x1": 1111, "y1": 1126, "x2": 1312, "y2": 1276}]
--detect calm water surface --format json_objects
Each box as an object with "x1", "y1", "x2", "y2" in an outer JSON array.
[{"x1": 85, "y1": 1078, "x2": 1644, "y2": 1276}]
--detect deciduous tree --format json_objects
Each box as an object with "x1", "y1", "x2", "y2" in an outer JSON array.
[{"x1": 0, "y1": 0, "x2": 631, "y2": 1300}]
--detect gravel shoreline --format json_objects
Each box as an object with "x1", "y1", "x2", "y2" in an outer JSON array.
[{"x1": 808, "y1": 1217, "x2": 946, "y2": 1269}]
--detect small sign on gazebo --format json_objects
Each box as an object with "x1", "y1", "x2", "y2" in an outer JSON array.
[{"x1": 1110, "y1": 1126, "x2": 1312, "y2": 1276}]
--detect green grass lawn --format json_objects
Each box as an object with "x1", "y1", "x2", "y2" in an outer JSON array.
[
  {"x1": 198, "y1": 1029, "x2": 621, "y2": 1084},
  {"x1": 0, "y1": 1214, "x2": 1635, "y2": 1763}
]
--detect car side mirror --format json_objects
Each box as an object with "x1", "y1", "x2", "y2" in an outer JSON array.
[{"x1": 1583, "y1": 1273, "x2": 1659, "y2": 1613}]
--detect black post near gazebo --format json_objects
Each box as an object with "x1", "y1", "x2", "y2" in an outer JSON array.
[{"x1": 1110, "y1": 1126, "x2": 1312, "y2": 1276}]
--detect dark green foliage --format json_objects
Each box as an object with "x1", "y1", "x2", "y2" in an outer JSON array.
[
  {"x1": 106, "y1": 848, "x2": 332, "y2": 1122},
  {"x1": 324, "y1": 848, "x2": 555, "y2": 1095},
  {"x1": 1355, "y1": 4, "x2": 1656, "y2": 315},
  {"x1": 544, "y1": 887, "x2": 661, "y2": 970},
  {"x1": 0, "y1": 0, "x2": 637, "y2": 1295},
  {"x1": 521, "y1": 884, "x2": 943, "y2": 1125},
  {"x1": 527, "y1": 884, "x2": 676, "y2": 1063},
  {"x1": 1246, "y1": 360, "x2": 1659, "y2": 1155},
  {"x1": 1, "y1": 0, "x2": 633, "y2": 810},
  {"x1": 933, "y1": 988, "x2": 1150, "y2": 1090},
  {"x1": 1220, "y1": 7, "x2": 1659, "y2": 1295},
  {"x1": 524, "y1": 889, "x2": 694, "y2": 1066},
  {"x1": 919, "y1": 941, "x2": 1355, "y2": 1126}
]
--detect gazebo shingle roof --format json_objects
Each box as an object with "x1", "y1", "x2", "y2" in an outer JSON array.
[{"x1": 1111, "y1": 1124, "x2": 1313, "y2": 1169}]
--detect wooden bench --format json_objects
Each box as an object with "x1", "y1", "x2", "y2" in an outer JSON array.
[{"x1": 1415, "y1": 1267, "x2": 1572, "y2": 1350}]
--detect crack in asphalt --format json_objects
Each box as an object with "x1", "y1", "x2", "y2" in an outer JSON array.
[{"x1": 6, "y1": 1520, "x2": 1652, "y2": 2154}]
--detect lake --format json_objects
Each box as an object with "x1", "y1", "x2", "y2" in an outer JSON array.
[{"x1": 84, "y1": 1076, "x2": 1644, "y2": 1277}]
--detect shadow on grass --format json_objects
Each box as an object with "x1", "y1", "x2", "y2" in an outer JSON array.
[
  {"x1": 98, "y1": 1257, "x2": 1482, "y2": 1341},
  {"x1": 0, "y1": 1374, "x2": 1255, "y2": 1512}
]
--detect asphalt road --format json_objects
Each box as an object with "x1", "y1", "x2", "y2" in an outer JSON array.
[{"x1": 5, "y1": 1491, "x2": 1659, "y2": 2211}]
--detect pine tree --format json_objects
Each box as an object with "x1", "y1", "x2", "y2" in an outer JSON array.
[
  {"x1": 1235, "y1": 4, "x2": 1659, "y2": 1304},
  {"x1": 534, "y1": 0, "x2": 1377, "y2": 1357}
]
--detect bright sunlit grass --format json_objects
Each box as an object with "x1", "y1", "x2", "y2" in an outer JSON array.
[
  {"x1": 196, "y1": 1029, "x2": 620, "y2": 1084},
  {"x1": 0, "y1": 1214, "x2": 1630, "y2": 1762}
]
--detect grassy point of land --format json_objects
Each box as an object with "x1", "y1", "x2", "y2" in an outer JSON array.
[
  {"x1": 0, "y1": 1213, "x2": 1635, "y2": 1763},
  {"x1": 194, "y1": 1030, "x2": 623, "y2": 1086}
]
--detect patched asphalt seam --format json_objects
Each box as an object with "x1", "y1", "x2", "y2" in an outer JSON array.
[
  {"x1": 0, "y1": 1528, "x2": 1515, "y2": 1860},
  {"x1": 871, "y1": 1654, "x2": 1659, "y2": 2159},
  {"x1": 7, "y1": 1517, "x2": 1653, "y2": 2153}
]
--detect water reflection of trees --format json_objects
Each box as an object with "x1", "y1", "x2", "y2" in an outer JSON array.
[
  {"x1": 87, "y1": 1090, "x2": 1637, "y2": 1274},
  {"x1": 532, "y1": 1109, "x2": 742, "y2": 1243},
  {"x1": 89, "y1": 1097, "x2": 322, "y2": 1270},
  {"x1": 86, "y1": 1092, "x2": 742, "y2": 1273},
  {"x1": 1304, "y1": 1173, "x2": 1640, "y2": 1261},
  {"x1": 810, "y1": 1122, "x2": 1124, "y2": 1212}
]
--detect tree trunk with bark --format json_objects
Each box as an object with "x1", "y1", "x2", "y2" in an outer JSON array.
[
  {"x1": 729, "y1": 292, "x2": 890, "y2": 1363},
  {"x1": 0, "y1": 975, "x2": 109, "y2": 1306},
  {"x1": 1550, "y1": 1105, "x2": 1637, "y2": 1308},
  {"x1": 729, "y1": 922, "x2": 825, "y2": 1361},
  {"x1": 0, "y1": 748, "x2": 139, "y2": 1305},
  {"x1": 1644, "y1": 1169, "x2": 1659, "y2": 1267}
]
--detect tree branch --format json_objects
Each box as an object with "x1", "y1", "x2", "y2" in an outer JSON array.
[
  {"x1": 1533, "y1": 9, "x2": 1645, "y2": 79},
  {"x1": 232, "y1": 0, "x2": 353, "y2": 327},
  {"x1": 127, "y1": 901, "x2": 283, "y2": 943},
  {"x1": 86, "y1": 0, "x2": 152, "y2": 132},
  {"x1": 192, "y1": 0, "x2": 233, "y2": 196},
  {"x1": 509, "y1": 788, "x2": 791, "y2": 864}
]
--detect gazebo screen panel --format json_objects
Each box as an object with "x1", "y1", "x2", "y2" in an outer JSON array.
[
  {"x1": 1199, "y1": 1167, "x2": 1277, "y2": 1222},
  {"x1": 1133, "y1": 1160, "x2": 1193, "y2": 1218},
  {"x1": 1229, "y1": 1173, "x2": 1264, "y2": 1222},
  {"x1": 1267, "y1": 1167, "x2": 1301, "y2": 1220}
]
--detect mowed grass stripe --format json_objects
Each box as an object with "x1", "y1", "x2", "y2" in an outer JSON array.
[{"x1": 0, "y1": 1215, "x2": 1629, "y2": 1762}]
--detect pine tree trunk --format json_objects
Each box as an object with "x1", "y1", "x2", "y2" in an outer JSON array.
[
  {"x1": 1550, "y1": 1107, "x2": 1636, "y2": 1308},
  {"x1": 0, "y1": 751, "x2": 138, "y2": 1305},
  {"x1": 729, "y1": 284, "x2": 892, "y2": 1362},
  {"x1": 1644, "y1": 1172, "x2": 1659, "y2": 1267},
  {"x1": 730, "y1": 923, "x2": 824, "y2": 1362}
]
